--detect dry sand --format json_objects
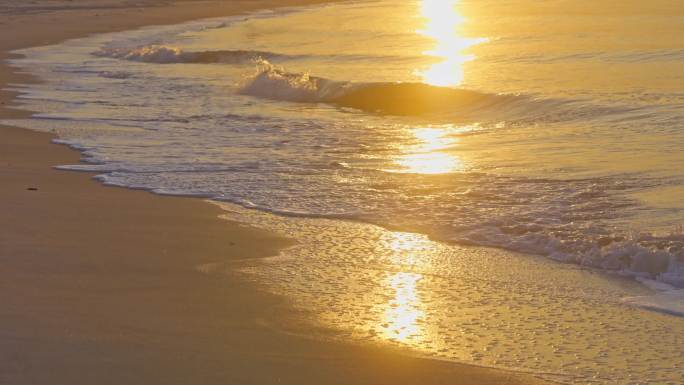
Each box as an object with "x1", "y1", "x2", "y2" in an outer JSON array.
[{"x1": 0, "y1": 1, "x2": 548, "y2": 384}]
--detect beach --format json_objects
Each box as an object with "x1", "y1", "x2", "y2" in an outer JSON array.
[{"x1": 0, "y1": 1, "x2": 550, "y2": 384}]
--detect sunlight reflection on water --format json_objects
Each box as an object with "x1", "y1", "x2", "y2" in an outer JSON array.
[
  {"x1": 418, "y1": 0, "x2": 488, "y2": 87},
  {"x1": 380, "y1": 232, "x2": 428, "y2": 342},
  {"x1": 221, "y1": 203, "x2": 684, "y2": 385},
  {"x1": 382, "y1": 272, "x2": 424, "y2": 342},
  {"x1": 393, "y1": 126, "x2": 463, "y2": 174}
]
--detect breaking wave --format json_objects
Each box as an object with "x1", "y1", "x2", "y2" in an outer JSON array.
[
  {"x1": 447, "y1": 221, "x2": 684, "y2": 289},
  {"x1": 96, "y1": 45, "x2": 290, "y2": 64},
  {"x1": 239, "y1": 62, "x2": 528, "y2": 116},
  {"x1": 238, "y1": 62, "x2": 642, "y2": 121}
]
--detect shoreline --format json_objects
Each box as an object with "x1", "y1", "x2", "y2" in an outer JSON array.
[{"x1": 0, "y1": 1, "x2": 547, "y2": 384}]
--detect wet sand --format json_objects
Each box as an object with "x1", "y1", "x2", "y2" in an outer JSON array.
[{"x1": 0, "y1": 1, "x2": 547, "y2": 384}]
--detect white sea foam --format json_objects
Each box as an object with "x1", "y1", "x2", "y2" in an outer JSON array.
[
  {"x1": 623, "y1": 289, "x2": 684, "y2": 317},
  {"x1": 239, "y1": 61, "x2": 351, "y2": 102}
]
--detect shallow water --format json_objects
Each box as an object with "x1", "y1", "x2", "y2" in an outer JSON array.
[
  {"x1": 4, "y1": 1, "x2": 684, "y2": 382},
  {"x1": 215, "y1": 202, "x2": 684, "y2": 385}
]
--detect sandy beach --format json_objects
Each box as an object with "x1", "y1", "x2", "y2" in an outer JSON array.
[{"x1": 0, "y1": 1, "x2": 548, "y2": 384}]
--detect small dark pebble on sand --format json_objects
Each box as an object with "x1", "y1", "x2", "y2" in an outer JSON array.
[{"x1": 27, "y1": 187, "x2": 38, "y2": 191}]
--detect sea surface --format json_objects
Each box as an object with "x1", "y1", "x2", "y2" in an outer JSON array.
[{"x1": 5, "y1": 0, "x2": 684, "y2": 383}]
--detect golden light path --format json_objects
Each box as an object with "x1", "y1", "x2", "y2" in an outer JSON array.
[
  {"x1": 381, "y1": 232, "x2": 429, "y2": 343},
  {"x1": 418, "y1": 0, "x2": 487, "y2": 87},
  {"x1": 383, "y1": 272, "x2": 424, "y2": 342},
  {"x1": 380, "y1": 1, "x2": 485, "y2": 340},
  {"x1": 394, "y1": 126, "x2": 462, "y2": 174}
]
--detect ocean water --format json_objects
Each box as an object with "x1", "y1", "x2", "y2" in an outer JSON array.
[{"x1": 4, "y1": 0, "x2": 684, "y2": 383}]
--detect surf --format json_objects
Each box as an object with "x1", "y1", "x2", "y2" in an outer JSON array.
[
  {"x1": 238, "y1": 61, "x2": 529, "y2": 116},
  {"x1": 96, "y1": 45, "x2": 291, "y2": 64}
]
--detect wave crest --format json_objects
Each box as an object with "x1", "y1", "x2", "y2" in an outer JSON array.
[
  {"x1": 239, "y1": 62, "x2": 352, "y2": 102},
  {"x1": 96, "y1": 45, "x2": 287, "y2": 64}
]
